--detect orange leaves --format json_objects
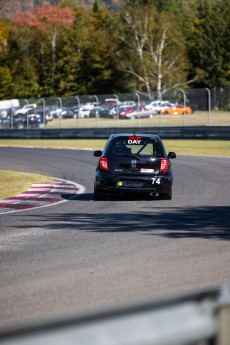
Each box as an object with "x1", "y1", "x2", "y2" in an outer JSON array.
[
  {"x1": 36, "y1": 4, "x2": 74, "y2": 29},
  {"x1": 14, "y1": 4, "x2": 74, "y2": 32},
  {"x1": 14, "y1": 11, "x2": 40, "y2": 28},
  {"x1": 0, "y1": 20, "x2": 9, "y2": 54}
]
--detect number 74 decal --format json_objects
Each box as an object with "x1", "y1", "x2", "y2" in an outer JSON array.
[{"x1": 151, "y1": 177, "x2": 161, "y2": 185}]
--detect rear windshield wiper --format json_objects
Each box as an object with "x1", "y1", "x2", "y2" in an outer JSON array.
[{"x1": 115, "y1": 154, "x2": 141, "y2": 160}]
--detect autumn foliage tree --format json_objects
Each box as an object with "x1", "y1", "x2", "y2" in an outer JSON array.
[
  {"x1": 14, "y1": 4, "x2": 74, "y2": 94},
  {"x1": 0, "y1": 19, "x2": 13, "y2": 98}
]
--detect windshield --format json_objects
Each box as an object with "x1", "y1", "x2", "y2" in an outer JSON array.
[{"x1": 107, "y1": 136, "x2": 163, "y2": 157}]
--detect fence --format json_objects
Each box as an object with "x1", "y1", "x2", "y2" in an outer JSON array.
[
  {"x1": 0, "y1": 284, "x2": 230, "y2": 345},
  {"x1": 0, "y1": 87, "x2": 229, "y2": 130}
]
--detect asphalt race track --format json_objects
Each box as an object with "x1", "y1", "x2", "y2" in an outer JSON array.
[{"x1": 0, "y1": 147, "x2": 229, "y2": 328}]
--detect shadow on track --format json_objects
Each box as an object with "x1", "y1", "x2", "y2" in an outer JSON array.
[
  {"x1": 61, "y1": 193, "x2": 163, "y2": 201},
  {"x1": 14, "y1": 205, "x2": 230, "y2": 240}
]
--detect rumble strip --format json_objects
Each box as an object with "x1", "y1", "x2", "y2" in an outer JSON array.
[{"x1": 0, "y1": 178, "x2": 85, "y2": 214}]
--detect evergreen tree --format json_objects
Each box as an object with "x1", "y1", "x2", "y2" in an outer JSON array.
[
  {"x1": 92, "y1": 0, "x2": 100, "y2": 13},
  {"x1": 124, "y1": 0, "x2": 179, "y2": 11},
  {"x1": 124, "y1": 0, "x2": 153, "y2": 7},
  {"x1": 188, "y1": 0, "x2": 230, "y2": 87}
]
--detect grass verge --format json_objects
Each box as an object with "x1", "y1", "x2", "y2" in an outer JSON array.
[
  {"x1": 0, "y1": 170, "x2": 53, "y2": 200},
  {"x1": 0, "y1": 139, "x2": 229, "y2": 156}
]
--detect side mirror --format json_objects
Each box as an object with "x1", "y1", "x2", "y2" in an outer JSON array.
[
  {"x1": 168, "y1": 152, "x2": 176, "y2": 159},
  {"x1": 94, "y1": 150, "x2": 102, "y2": 157}
]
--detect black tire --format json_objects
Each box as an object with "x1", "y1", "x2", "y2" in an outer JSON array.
[
  {"x1": 159, "y1": 190, "x2": 172, "y2": 200},
  {"x1": 94, "y1": 188, "x2": 105, "y2": 201}
]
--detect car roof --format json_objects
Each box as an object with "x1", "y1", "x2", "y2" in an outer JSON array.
[{"x1": 108, "y1": 133, "x2": 162, "y2": 141}]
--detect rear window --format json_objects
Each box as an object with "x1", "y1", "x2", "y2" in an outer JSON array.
[{"x1": 107, "y1": 136, "x2": 163, "y2": 157}]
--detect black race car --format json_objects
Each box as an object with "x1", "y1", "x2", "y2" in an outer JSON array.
[{"x1": 93, "y1": 133, "x2": 176, "y2": 200}]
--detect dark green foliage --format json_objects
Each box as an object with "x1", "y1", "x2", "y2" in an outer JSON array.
[
  {"x1": 188, "y1": 0, "x2": 230, "y2": 87},
  {"x1": 92, "y1": 0, "x2": 100, "y2": 13},
  {"x1": 124, "y1": 0, "x2": 178, "y2": 11},
  {"x1": 124, "y1": 0, "x2": 153, "y2": 6},
  {"x1": 0, "y1": 67, "x2": 13, "y2": 98}
]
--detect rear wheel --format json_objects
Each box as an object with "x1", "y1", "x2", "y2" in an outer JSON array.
[
  {"x1": 94, "y1": 187, "x2": 105, "y2": 201},
  {"x1": 159, "y1": 189, "x2": 172, "y2": 200}
]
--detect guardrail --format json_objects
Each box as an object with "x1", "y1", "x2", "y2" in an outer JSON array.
[
  {"x1": 0, "y1": 126, "x2": 230, "y2": 140},
  {"x1": 0, "y1": 284, "x2": 230, "y2": 345}
]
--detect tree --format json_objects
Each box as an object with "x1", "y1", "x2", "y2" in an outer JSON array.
[
  {"x1": 118, "y1": 5, "x2": 189, "y2": 97},
  {"x1": 124, "y1": 0, "x2": 153, "y2": 7},
  {"x1": 0, "y1": 66, "x2": 12, "y2": 99},
  {"x1": 187, "y1": 0, "x2": 230, "y2": 87},
  {"x1": 55, "y1": 5, "x2": 93, "y2": 95},
  {"x1": 124, "y1": 0, "x2": 183, "y2": 11},
  {"x1": 68, "y1": 5, "x2": 127, "y2": 94},
  {"x1": 0, "y1": 19, "x2": 8, "y2": 54},
  {"x1": 92, "y1": 0, "x2": 100, "y2": 13},
  {"x1": 4, "y1": 22, "x2": 42, "y2": 98},
  {"x1": 14, "y1": 4, "x2": 74, "y2": 94}
]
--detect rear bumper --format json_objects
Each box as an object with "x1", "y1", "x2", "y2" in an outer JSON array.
[{"x1": 95, "y1": 171, "x2": 173, "y2": 195}]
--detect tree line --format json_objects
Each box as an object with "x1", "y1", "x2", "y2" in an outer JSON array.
[{"x1": 0, "y1": 0, "x2": 229, "y2": 100}]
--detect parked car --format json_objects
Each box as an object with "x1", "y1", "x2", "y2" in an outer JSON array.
[
  {"x1": 0, "y1": 116, "x2": 11, "y2": 129},
  {"x1": 14, "y1": 104, "x2": 37, "y2": 116},
  {"x1": 89, "y1": 100, "x2": 121, "y2": 118},
  {"x1": 48, "y1": 106, "x2": 63, "y2": 119},
  {"x1": 17, "y1": 114, "x2": 45, "y2": 128},
  {"x1": 161, "y1": 104, "x2": 192, "y2": 115},
  {"x1": 0, "y1": 114, "x2": 45, "y2": 129},
  {"x1": 89, "y1": 104, "x2": 116, "y2": 118},
  {"x1": 36, "y1": 107, "x2": 53, "y2": 122},
  {"x1": 145, "y1": 101, "x2": 175, "y2": 113},
  {"x1": 78, "y1": 103, "x2": 96, "y2": 118},
  {"x1": 108, "y1": 105, "x2": 136, "y2": 119},
  {"x1": 59, "y1": 106, "x2": 76, "y2": 119},
  {"x1": 93, "y1": 133, "x2": 176, "y2": 200},
  {"x1": 119, "y1": 105, "x2": 141, "y2": 119},
  {"x1": 119, "y1": 105, "x2": 157, "y2": 119},
  {"x1": 0, "y1": 107, "x2": 19, "y2": 118},
  {"x1": 89, "y1": 106, "x2": 101, "y2": 118},
  {"x1": 47, "y1": 105, "x2": 77, "y2": 119}
]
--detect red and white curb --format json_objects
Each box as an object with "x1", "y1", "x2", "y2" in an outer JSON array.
[{"x1": 0, "y1": 178, "x2": 85, "y2": 214}]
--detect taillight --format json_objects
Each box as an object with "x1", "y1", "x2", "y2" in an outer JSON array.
[
  {"x1": 100, "y1": 157, "x2": 109, "y2": 171},
  {"x1": 160, "y1": 158, "x2": 169, "y2": 172}
]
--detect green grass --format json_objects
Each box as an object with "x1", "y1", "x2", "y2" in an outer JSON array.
[
  {"x1": 44, "y1": 110, "x2": 230, "y2": 128},
  {"x1": 0, "y1": 139, "x2": 229, "y2": 156},
  {"x1": 0, "y1": 170, "x2": 53, "y2": 199},
  {"x1": 0, "y1": 139, "x2": 229, "y2": 200},
  {"x1": 163, "y1": 140, "x2": 230, "y2": 156}
]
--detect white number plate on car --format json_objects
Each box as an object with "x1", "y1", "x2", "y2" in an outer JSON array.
[{"x1": 141, "y1": 168, "x2": 154, "y2": 173}]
